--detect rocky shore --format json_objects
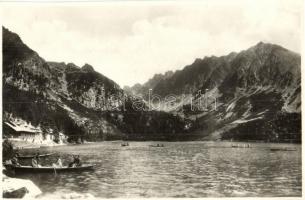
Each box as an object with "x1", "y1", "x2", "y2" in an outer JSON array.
[
  {"x1": 9, "y1": 138, "x2": 67, "y2": 150},
  {"x1": 3, "y1": 172, "x2": 42, "y2": 198},
  {"x1": 3, "y1": 169, "x2": 95, "y2": 199}
]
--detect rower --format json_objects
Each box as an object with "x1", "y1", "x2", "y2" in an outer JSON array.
[
  {"x1": 74, "y1": 155, "x2": 82, "y2": 167},
  {"x1": 68, "y1": 155, "x2": 76, "y2": 167},
  {"x1": 15, "y1": 150, "x2": 20, "y2": 157},
  {"x1": 31, "y1": 155, "x2": 41, "y2": 168},
  {"x1": 11, "y1": 153, "x2": 21, "y2": 167},
  {"x1": 52, "y1": 156, "x2": 63, "y2": 168},
  {"x1": 68, "y1": 155, "x2": 82, "y2": 167}
]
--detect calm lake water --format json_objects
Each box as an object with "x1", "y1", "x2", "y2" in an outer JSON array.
[{"x1": 16, "y1": 141, "x2": 301, "y2": 198}]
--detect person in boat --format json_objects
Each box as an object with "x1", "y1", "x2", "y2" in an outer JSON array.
[
  {"x1": 74, "y1": 155, "x2": 82, "y2": 167},
  {"x1": 11, "y1": 153, "x2": 21, "y2": 167},
  {"x1": 68, "y1": 155, "x2": 82, "y2": 167},
  {"x1": 31, "y1": 155, "x2": 41, "y2": 168},
  {"x1": 52, "y1": 156, "x2": 63, "y2": 168},
  {"x1": 68, "y1": 155, "x2": 75, "y2": 167},
  {"x1": 15, "y1": 150, "x2": 20, "y2": 157},
  {"x1": 121, "y1": 142, "x2": 129, "y2": 146}
]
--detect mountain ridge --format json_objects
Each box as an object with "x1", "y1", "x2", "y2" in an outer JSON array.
[
  {"x1": 3, "y1": 26, "x2": 301, "y2": 143},
  {"x1": 123, "y1": 41, "x2": 301, "y2": 142}
]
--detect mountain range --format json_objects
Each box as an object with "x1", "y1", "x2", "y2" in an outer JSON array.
[
  {"x1": 126, "y1": 41, "x2": 301, "y2": 142},
  {"x1": 2, "y1": 26, "x2": 301, "y2": 142}
]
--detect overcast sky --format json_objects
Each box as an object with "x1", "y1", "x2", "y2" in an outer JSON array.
[{"x1": 1, "y1": 0, "x2": 302, "y2": 87}]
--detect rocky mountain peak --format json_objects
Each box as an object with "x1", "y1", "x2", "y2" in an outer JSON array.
[
  {"x1": 82, "y1": 63, "x2": 95, "y2": 72},
  {"x1": 3, "y1": 27, "x2": 36, "y2": 68}
]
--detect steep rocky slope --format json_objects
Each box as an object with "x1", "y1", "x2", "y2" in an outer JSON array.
[{"x1": 3, "y1": 27, "x2": 125, "y2": 141}]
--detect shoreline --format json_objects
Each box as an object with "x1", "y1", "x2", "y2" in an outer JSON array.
[
  {"x1": 10, "y1": 139, "x2": 301, "y2": 149},
  {"x1": 3, "y1": 170, "x2": 95, "y2": 199},
  {"x1": 8, "y1": 138, "x2": 67, "y2": 150}
]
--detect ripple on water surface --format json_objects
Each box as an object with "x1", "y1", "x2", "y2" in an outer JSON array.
[{"x1": 17, "y1": 141, "x2": 301, "y2": 198}]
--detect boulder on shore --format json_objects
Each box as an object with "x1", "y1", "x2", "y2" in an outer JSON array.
[{"x1": 3, "y1": 174, "x2": 42, "y2": 198}]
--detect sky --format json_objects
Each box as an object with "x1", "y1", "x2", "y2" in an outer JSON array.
[{"x1": 1, "y1": 0, "x2": 302, "y2": 87}]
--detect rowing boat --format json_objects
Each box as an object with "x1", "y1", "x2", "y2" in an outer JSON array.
[
  {"x1": 17, "y1": 153, "x2": 55, "y2": 159},
  {"x1": 5, "y1": 164, "x2": 95, "y2": 173},
  {"x1": 270, "y1": 148, "x2": 297, "y2": 152},
  {"x1": 149, "y1": 145, "x2": 164, "y2": 147}
]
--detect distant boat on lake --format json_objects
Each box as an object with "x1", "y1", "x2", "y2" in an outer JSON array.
[
  {"x1": 231, "y1": 144, "x2": 251, "y2": 148},
  {"x1": 121, "y1": 142, "x2": 129, "y2": 147},
  {"x1": 270, "y1": 147, "x2": 297, "y2": 152},
  {"x1": 149, "y1": 144, "x2": 164, "y2": 147}
]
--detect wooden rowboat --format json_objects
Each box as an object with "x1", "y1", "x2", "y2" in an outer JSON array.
[
  {"x1": 5, "y1": 164, "x2": 95, "y2": 173},
  {"x1": 149, "y1": 144, "x2": 164, "y2": 147},
  {"x1": 17, "y1": 153, "x2": 55, "y2": 159}
]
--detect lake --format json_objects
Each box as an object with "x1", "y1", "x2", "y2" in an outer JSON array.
[{"x1": 16, "y1": 141, "x2": 301, "y2": 198}]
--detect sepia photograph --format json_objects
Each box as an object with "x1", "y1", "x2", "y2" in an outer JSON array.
[{"x1": 1, "y1": 0, "x2": 302, "y2": 198}]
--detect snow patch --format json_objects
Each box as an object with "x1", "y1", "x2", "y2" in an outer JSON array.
[
  {"x1": 61, "y1": 104, "x2": 74, "y2": 113},
  {"x1": 232, "y1": 116, "x2": 263, "y2": 124},
  {"x1": 226, "y1": 101, "x2": 236, "y2": 112}
]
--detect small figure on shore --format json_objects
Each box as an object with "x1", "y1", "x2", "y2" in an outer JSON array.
[{"x1": 52, "y1": 156, "x2": 63, "y2": 168}]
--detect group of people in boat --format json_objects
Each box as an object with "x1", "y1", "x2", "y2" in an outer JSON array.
[
  {"x1": 149, "y1": 143, "x2": 164, "y2": 147},
  {"x1": 10, "y1": 152, "x2": 82, "y2": 168}
]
